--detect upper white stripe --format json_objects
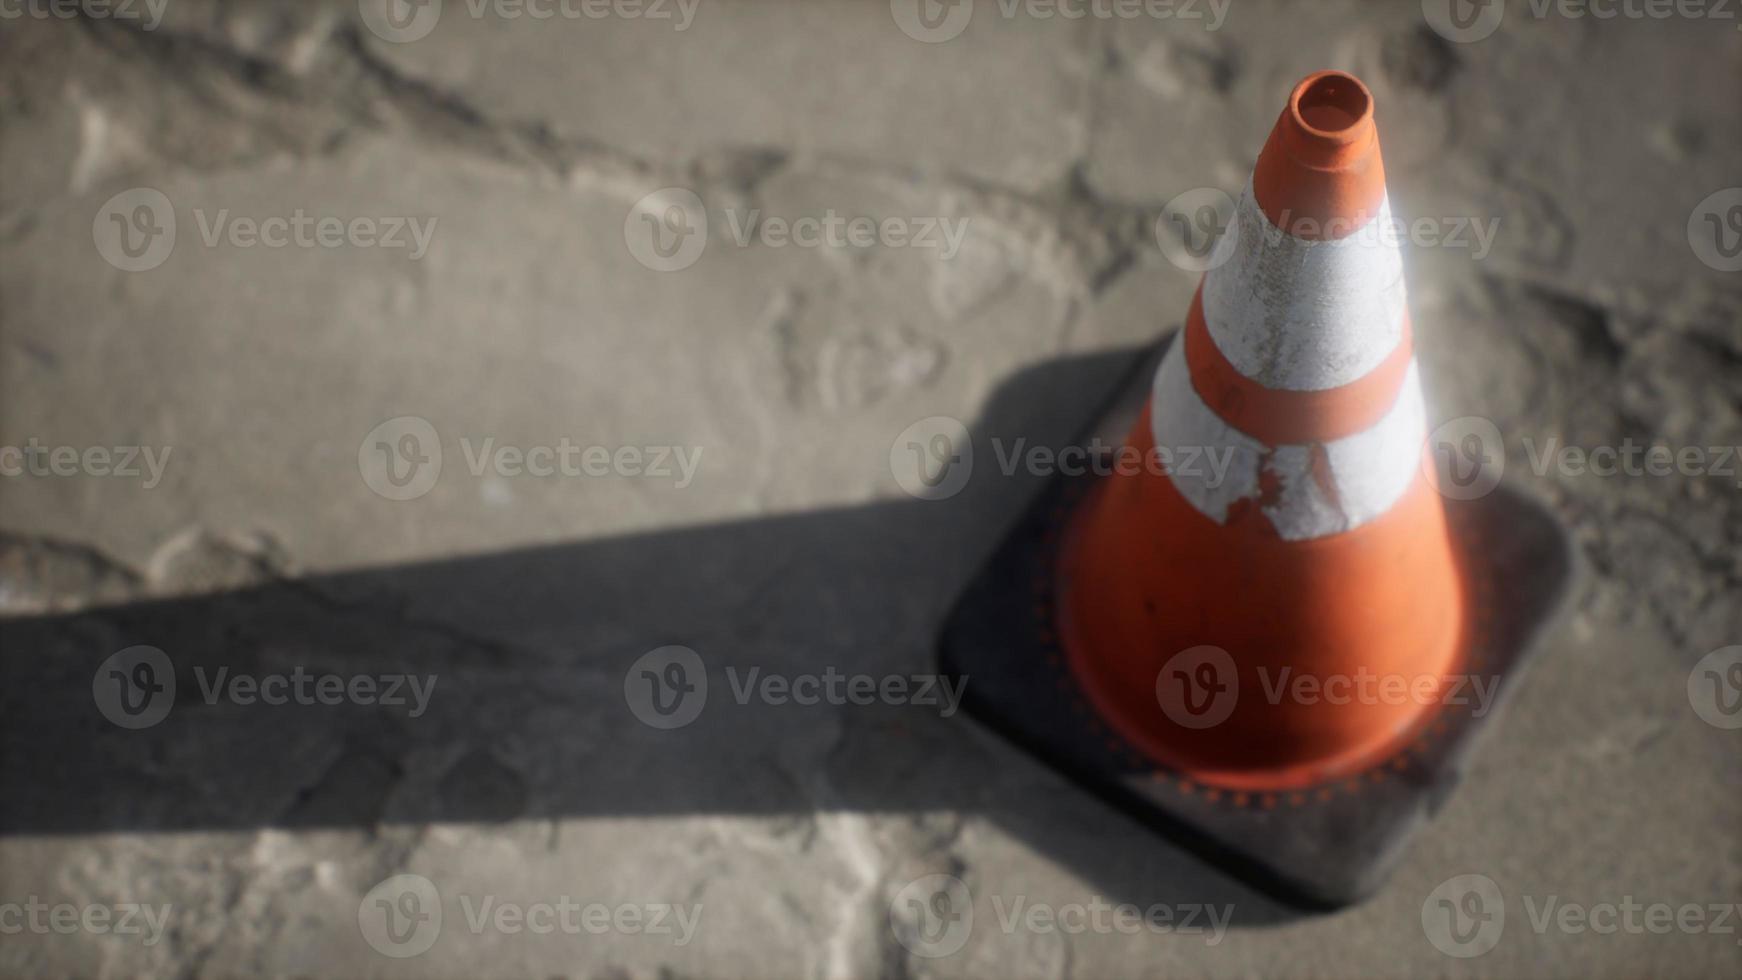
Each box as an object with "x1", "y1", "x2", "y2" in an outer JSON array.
[
  {"x1": 1202, "y1": 181, "x2": 1407, "y2": 391},
  {"x1": 1149, "y1": 341, "x2": 1426, "y2": 541}
]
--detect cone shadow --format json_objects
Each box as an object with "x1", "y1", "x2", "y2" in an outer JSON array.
[{"x1": 0, "y1": 340, "x2": 1303, "y2": 926}]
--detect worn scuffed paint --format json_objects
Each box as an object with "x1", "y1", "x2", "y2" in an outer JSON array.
[{"x1": 1149, "y1": 344, "x2": 1425, "y2": 541}]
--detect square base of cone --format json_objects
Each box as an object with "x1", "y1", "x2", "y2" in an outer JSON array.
[{"x1": 938, "y1": 338, "x2": 1577, "y2": 910}]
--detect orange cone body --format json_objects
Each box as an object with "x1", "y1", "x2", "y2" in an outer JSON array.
[{"x1": 1058, "y1": 71, "x2": 1464, "y2": 791}]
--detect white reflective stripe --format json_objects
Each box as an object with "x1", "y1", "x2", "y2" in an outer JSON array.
[
  {"x1": 1149, "y1": 342, "x2": 1268, "y2": 526},
  {"x1": 1202, "y1": 181, "x2": 1407, "y2": 391},
  {"x1": 1149, "y1": 342, "x2": 1426, "y2": 541}
]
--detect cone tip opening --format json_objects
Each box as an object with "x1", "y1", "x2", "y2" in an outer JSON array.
[
  {"x1": 1278, "y1": 71, "x2": 1377, "y2": 172},
  {"x1": 1291, "y1": 72, "x2": 1373, "y2": 140}
]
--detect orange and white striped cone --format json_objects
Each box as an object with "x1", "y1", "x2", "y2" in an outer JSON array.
[
  {"x1": 940, "y1": 71, "x2": 1574, "y2": 908},
  {"x1": 1059, "y1": 70, "x2": 1461, "y2": 789}
]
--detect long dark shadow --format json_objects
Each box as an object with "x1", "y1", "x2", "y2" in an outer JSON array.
[{"x1": 0, "y1": 341, "x2": 1300, "y2": 924}]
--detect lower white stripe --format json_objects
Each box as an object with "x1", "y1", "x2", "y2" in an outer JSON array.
[{"x1": 1148, "y1": 342, "x2": 1426, "y2": 541}]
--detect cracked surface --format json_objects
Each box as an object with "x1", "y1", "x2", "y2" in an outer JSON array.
[{"x1": 2, "y1": 3, "x2": 1740, "y2": 978}]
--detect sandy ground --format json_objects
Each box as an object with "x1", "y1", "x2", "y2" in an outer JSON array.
[{"x1": 1, "y1": 1, "x2": 1739, "y2": 977}]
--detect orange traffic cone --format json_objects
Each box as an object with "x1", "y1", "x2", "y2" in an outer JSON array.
[
  {"x1": 939, "y1": 70, "x2": 1573, "y2": 908},
  {"x1": 1058, "y1": 70, "x2": 1462, "y2": 790}
]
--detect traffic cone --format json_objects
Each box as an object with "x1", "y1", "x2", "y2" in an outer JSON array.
[
  {"x1": 938, "y1": 70, "x2": 1574, "y2": 908},
  {"x1": 1057, "y1": 70, "x2": 1462, "y2": 789}
]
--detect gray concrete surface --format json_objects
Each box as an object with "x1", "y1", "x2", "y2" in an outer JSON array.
[{"x1": 1, "y1": 1, "x2": 1739, "y2": 977}]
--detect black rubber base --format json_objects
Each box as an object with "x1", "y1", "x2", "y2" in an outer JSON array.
[{"x1": 938, "y1": 338, "x2": 1576, "y2": 910}]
